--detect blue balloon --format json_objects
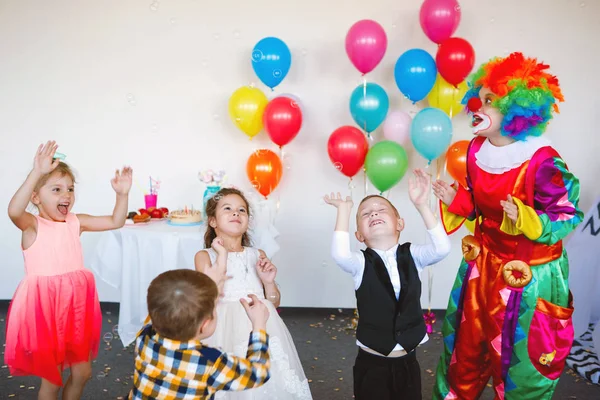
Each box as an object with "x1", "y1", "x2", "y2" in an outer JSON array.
[
  {"x1": 411, "y1": 108, "x2": 453, "y2": 162},
  {"x1": 349, "y1": 83, "x2": 389, "y2": 134},
  {"x1": 394, "y1": 49, "x2": 437, "y2": 103},
  {"x1": 251, "y1": 37, "x2": 291, "y2": 89}
]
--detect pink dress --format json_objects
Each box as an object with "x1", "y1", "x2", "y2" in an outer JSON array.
[{"x1": 4, "y1": 213, "x2": 102, "y2": 386}]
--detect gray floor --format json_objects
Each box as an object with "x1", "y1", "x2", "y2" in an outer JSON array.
[{"x1": 1, "y1": 302, "x2": 599, "y2": 399}]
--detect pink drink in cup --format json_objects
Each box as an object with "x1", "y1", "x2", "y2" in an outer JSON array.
[{"x1": 144, "y1": 194, "x2": 157, "y2": 209}]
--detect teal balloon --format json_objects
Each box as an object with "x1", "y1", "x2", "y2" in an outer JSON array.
[
  {"x1": 411, "y1": 108, "x2": 453, "y2": 162},
  {"x1": 365, "y1": 141, "x2": 409, "y2": 193},
  {"x1": 349, "y1": 83, "x2": 389, "y2": 133}
]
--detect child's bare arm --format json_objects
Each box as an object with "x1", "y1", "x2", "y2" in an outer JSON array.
[
  {"x1": 78, "y1": 167, "x2": 132, "y2": 232},
  {"x1": 194, "y1": 238, "x2": 229, "y2": 296},
  {"x1": 256, "y1": 250, "x2": 280, "y2": 307},
  {"x1": 8, "y1": 141, "x2": 59, "y2": 231}
]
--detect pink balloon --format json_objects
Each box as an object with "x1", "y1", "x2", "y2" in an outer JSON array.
[
  {"x1": 419, "y1": 0, "x2": 461, "y2": 44},
  {"x1": 382, "y1": 111, "x2": 412, "y2": 145},
  {"x1": 345, "y1": 20, "x2": 387, "y2": 75}
]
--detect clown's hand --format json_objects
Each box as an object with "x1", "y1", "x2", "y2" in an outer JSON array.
[
  {"x1": 500, "y1": 195, "x2": 519, "y2": 223},
  {"x1": 432, "y1": 180, "x2": 457, "y2": 206}
]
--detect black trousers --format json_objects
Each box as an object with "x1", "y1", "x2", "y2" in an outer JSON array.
[{"x1": 353, "y1": 348, "x2": 422, "y2": 400}]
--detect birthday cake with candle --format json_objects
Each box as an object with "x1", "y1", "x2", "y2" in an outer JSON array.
[{"x1": 168, "y1": 206, "x2": 202, "y2": 225}]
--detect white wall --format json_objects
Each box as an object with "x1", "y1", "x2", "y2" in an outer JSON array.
[{"x1": 1, "y1": 0, "x2": 598, "y2": 309}]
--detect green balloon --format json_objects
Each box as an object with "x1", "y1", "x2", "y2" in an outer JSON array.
[{"x1": 365, "y1": 141, "x2": 409, "y2": 193}]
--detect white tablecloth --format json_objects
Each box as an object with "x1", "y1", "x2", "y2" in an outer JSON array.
[{"x1": 89, "y1": 197, "x2": 280, "y2": 346}]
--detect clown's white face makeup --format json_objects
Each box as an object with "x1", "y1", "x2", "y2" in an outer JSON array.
[{"x1": 471, "y1": 88, "x2": 504, "y2": 138}]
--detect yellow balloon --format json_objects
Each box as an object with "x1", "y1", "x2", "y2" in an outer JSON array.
[
  {"x1": 228, "y1": 86, "x2": 268, "y2": 139},
  {"x1": 427, "y1": 74, "x2": 468, "y2": 118}
]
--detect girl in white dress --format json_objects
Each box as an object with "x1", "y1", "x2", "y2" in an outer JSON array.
[{"x1": 194, "y1": 188, "x2": 312, "y2": 400}]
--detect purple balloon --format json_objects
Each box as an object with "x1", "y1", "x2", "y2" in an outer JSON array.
[
  {"x1": 419, "y1": 0, "x2": 461, "y2": 44},
  {"x1": 383, "y1": 111, "x2": 412, "y2": 145},
  {"x1": 345, "y1": 20, "x2": 387, "y2": 75}
]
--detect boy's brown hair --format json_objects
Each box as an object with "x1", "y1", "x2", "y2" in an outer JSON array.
[
  {"x1": 204, "y1": 187, "x2": 252, "y2": 248},
  {"x1": 147, "y1": 269, "x2": 218, "y2": 341}
]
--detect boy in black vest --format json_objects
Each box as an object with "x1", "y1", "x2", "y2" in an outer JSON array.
[{"x1": 324, "y1": 168, "x2": 451, "y2": 400}]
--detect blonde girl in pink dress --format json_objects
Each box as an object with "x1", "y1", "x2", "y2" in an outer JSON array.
[{"x1": 5, "y1": 140, "x2": 132, "y2": 400}]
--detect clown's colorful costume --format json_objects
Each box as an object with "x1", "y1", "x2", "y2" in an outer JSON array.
[{"x1": 433, "y1": 53, "x2": 583, "y2": 399}]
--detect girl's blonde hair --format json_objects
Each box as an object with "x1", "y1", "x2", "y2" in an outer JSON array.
[{"x1": 34, "y1": 162, "x2": 76, "y2": 192}]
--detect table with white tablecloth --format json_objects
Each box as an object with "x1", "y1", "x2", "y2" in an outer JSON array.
[{"x1": 89, "y1": 198, "x2": 280, "y2": 346}]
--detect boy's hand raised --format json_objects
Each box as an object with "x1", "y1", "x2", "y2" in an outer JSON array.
[
  {"x1": 324, "y1": 192, "x2": 353, "y2": 209},
  {"x1": 240, "y1": 294, "x2": 270, "y2": 332},
  {"x1": 408, "y1": 169, "x2": 431, "y2": 208}
]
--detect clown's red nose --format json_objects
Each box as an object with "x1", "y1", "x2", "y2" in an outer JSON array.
[{"x1": 467, "y1": 97, "x2": 482, "y2": 112}]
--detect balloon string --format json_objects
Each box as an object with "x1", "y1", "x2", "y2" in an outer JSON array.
[
  {"x1": 362, "y1": 77, "x2": 367, "y2": 103},
  {"x1": 449, "y1": 89, "x2": 455, "y2": 119},
  {"x1": 363, "y1": 168, "x2": 367, "y2": 197},
  {"x1": 277, "y1": 147, "x2": 284, "y2": 215}
]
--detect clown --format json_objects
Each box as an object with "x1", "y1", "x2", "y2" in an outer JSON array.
[{"x1": 432, "y1": 52, "x2": 583, "y2": 399}]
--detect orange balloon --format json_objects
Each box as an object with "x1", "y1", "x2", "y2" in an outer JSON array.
[
  {"x1": 246, "y1": 149, "x2": 283, "y2": 198},
  {"x1": 446, "y1": 140, "x2": 469, "y2": 188}
]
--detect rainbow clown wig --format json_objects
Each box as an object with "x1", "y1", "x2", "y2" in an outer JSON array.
[{"x1": 462, "y1": 52, "x2": 564, "y2": 141}]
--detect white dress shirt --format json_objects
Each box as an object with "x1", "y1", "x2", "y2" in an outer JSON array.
[{"x1": 331, "y1": 222, "x2": 451, "y2": 355}]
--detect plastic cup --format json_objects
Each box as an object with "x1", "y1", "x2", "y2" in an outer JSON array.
[{"x1": 144, "y1": 194, "x2": 157, "y2": 209}]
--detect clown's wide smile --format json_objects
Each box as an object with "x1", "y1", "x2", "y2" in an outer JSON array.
[{"x1": 471, "y1": 112, "x2": 492, "y2": 135}]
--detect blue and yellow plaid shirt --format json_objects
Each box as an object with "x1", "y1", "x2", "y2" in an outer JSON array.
[{"x1": 128, "y1": 324, "x2": 270, "y2": 399}]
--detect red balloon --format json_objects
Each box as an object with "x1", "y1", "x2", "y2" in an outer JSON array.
[
  {"x1": 327, "y1": 126, "x2": 369, "y2": 178},
  {"x1": 263, "y1": 97, "x2": 303, "y2": 147},
  {"x1": 436, "y1": 37, "x2": 475, "y2": 86}
]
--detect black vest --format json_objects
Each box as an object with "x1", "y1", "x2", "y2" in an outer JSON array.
[{"x1": 356, "y1": 243, "x2": 426, "y2": 355}]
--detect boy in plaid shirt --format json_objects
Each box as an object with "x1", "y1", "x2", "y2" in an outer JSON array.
[{"x1": 128, "y1": 238, "x2": 271, "y2": 399}]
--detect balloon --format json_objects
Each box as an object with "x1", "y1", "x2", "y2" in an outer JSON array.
[
  {"x1": 349, "y1": 83, "x2": 389, "y2": 133},
  {"x1": 327, "y1": 126, "x2": 369, "y2": 178},
  {"x1": 419, "y1": 0, "x2": 461, "y2": 44},
  {"x1": 411, "y1": 107, "x2": 453, "y2": 162},
  {"x1": 275, "y1": 93, "x2": 303, "y2": 114},
  {"x1": 228, "y1": 86, "x2": 268, "y2": 139},
  {"x1": 263, "y1": 97, "x2": 303, "y2": 147},
  {"x1": 382, "y1": 111, "x2": 412, "y2": 145},
  {"x1": 365, "y1": 141, "x2": 409, "y2": 193},
  {"x1": 345, "y1": 20, "x2": 387, "y2": 75},
  {"x1": 251, "y1": 37, "x2": 291, "y2": 89},
  {"x1": 445, "y1": 140, "x2": 469, "y2": 188},
  {"x1": 246, "y1": 149, "x2": 283, "y2": 198},
  {"x1": 394, "y1": 49, "x2": 437, "y2": 102},
  {"x1": 427, "y1": 74, "x2": 468, "y2": 117},
  {"x1": 436, "y1": 37, "x2": 475, "y2": 86}
]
